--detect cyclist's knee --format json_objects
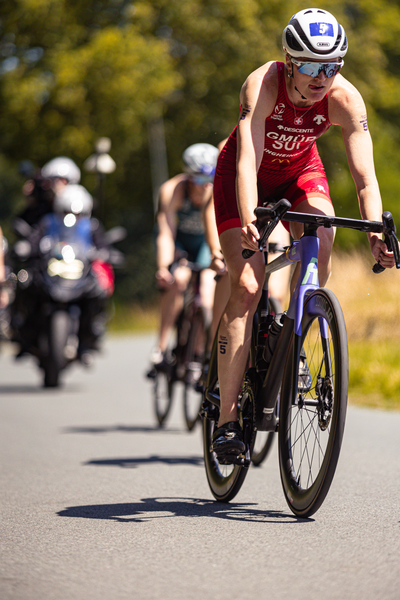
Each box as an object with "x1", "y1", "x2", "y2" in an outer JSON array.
[
  {"x1": 229, "y1": 273, "x2": 262, "y2": 314},
  {"x1": 173, "y1": 266, "x2": 191, "y2": 292}
]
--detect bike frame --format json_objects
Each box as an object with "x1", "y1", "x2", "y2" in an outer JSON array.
[
  {"x1": 256, "y1": 222, "x2": 324, "y2": 431},
  {"x1": 205, "y1": 207, "x2": 400, "y2": 433}
]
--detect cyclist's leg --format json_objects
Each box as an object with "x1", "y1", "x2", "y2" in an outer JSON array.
[
  {"x1": 216, "y1": 227, "x2": 265, "y2": 426},
  {"x1": 158, "y1": 264, "x2": 191, "y2": 352},
  {"x1": 196, "y1": 240, "x2": 216, "y2": 331},
  {"x1": 209, "y1": 271, "x2": 230, "y2": 351}
]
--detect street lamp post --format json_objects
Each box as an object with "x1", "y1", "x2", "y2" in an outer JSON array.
[{"x1": 84, "y1": 137, "x2": 116, "y2": 219}]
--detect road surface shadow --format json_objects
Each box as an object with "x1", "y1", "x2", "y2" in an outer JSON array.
[
  {"x1": 63, "y1": 424, "x2": 183, "y2": 435},
  {"x1": 84, "y1": 455, "x2": 204, "y2": 468},
  {"x1": 0, "y1": 384, "x2": 44, "y2": 394},
  {"x1": 57, "y1": 497, "x2": 313, "y2": 523},
  {"x1": 0, "y1": 383, "x2": 85, "y2": 394}
]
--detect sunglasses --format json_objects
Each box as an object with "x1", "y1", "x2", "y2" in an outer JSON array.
[
  {"x1": 291, "y1": 58, "x2": 344, "y2": 78},
  {"x1": 190, "y1": 174, "x2": 214, "y2": 185}
]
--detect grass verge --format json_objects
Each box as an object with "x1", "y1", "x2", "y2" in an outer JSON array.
[{"x1": 108, "y1": 302, "x2": 158, "y2": 335}]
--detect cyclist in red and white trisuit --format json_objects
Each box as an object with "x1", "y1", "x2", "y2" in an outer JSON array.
[{"x1": 211, "y1": 8, "x2": 396, "y2": 463}]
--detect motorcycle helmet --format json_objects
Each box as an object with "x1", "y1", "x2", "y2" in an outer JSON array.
[
  {"x1": 282, "y1": 8, "x2": 348, "y2": 60},
  {"x1": 182, "y1": 143, "x2": 219, "y2": 181},
  {"x1": 42, "y1": 157, "x2": 81, "y2": 184},
  {"x1": 54, "y1": 184, "x2": 93, "y2": 216}
]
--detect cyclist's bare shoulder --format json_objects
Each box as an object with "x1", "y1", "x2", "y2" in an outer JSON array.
[
  {"x1": 240, "y1": 61, "x2": 279, "y2": 119},
  {"x1": 328, "y1": 74, "x2": 367, "y2": 128},
  {"x1": 158, "y1": 174, "x2": 187, "y2": 214}
]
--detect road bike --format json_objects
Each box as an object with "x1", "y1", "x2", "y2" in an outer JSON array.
[
  {"x1": 202, "y1": 199, "x2": 400, "y2": 517},
  {"x1": 151, "y1": 259, "x2": 207, "y2": 431}
]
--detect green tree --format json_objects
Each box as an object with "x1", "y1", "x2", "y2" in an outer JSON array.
[{"x1": 1, "y1": 0, "x2": 400, "y2": 302}]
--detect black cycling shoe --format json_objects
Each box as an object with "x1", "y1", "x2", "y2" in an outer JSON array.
[{"x1": 210, "y1": 421, "x2": 245, "y2": 465}]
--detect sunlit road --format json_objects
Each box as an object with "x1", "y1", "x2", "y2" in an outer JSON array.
[{"x1": 1, "y1": 334, "x2": 399, "y2": 600}]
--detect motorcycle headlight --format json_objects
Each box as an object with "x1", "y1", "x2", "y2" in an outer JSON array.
[{"x1": 47, "y1": 258, "x2": 84, "y2": 280}]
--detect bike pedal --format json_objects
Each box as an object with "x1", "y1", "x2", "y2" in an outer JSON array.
[{"x1": 212, "y1": 451, "x2": 250, "y2": 467}]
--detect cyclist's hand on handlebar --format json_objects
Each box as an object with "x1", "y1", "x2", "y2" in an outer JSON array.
[
  {"x1": 210, "y1": 255, "x2": 227, "y2": 275},
  {"x1": 155, "y1": 267, "x2": 175, "y2": 289},
  {"x1": 240, "y1": 221, "x2": 260, "y2": 253},
  {"x1": 370, "y1": 237, "x2": 396, "y2": 269}
]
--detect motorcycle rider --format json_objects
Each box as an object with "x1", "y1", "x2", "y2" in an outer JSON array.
[
  {"x1": 17, "y1": 157, "x2": 81, "y2": 227},
  {"x1": 12, "y1": 183, "x2": 114, "y2": 365},
  {"x1": 49, "y1": 184, "x2": 114, "y2": 361}
]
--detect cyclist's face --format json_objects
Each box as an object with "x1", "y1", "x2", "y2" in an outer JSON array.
[
  {"x1": 286, "y1": 55, "x2": 340, "y2": 103},
  {"x1": 188, "y1": 176, "x2": 211, "y2": 206}
]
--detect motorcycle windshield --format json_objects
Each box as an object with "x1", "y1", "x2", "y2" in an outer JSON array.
[{"x1": 42, "y1": 214, "x2": 93, "y2": 258}]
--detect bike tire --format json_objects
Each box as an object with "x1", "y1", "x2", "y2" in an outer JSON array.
[
  {"x1": 153, "y1": 326, "x2": 177, "y2": 428},
  {"x1": 202, "y1": 340, "x2": 256, "y2": 503},
  {"x1": 279, "y1": 288, "x2": 348, "y2": 518},
  {"x1": 44, "y1": 310, "x2": 70, "y2": 388},
  {"x1": 153, "y1": 368, "x2": 175, "y2": 428},
  {"x1": 183, "y1": 307, "x2": 205, "y2": 431},
  {"x1": 251, "y1": 296, "x2": 282, "y2": 467}
]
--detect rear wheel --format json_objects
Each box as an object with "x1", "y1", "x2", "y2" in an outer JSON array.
[
  {"x1": 202, "y1": 334, "x2": 256, "y2": 502},
  {"x1": 279, "y1": 288, "x2": 348, "y2": 517},
  {"x1": 183, "y1": 308, "x2": 206, "y2": 431},
  {"x1": 251, "y1": 296, "x2": 282, "y2": 467},
  {"x1": 251, "y1": 393, "x2": 278, "y2": 466},
  {"x1": 44, "y1": 310, "x2": 70, "y2": 388}
]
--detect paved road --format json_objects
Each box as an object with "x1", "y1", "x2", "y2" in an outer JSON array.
[{"x1": 1, "y1": 334, "x2": 399, "y2": 600}]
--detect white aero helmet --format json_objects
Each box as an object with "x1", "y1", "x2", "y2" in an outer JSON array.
[
  {"x1": 282, "y1": 8, "x2": 348, "y2": 60},
  {"x1": 42, "y1": 156, "x2": 81, "y2": 184},
  {"x1": 54, "y1": 184, "x2": 93, "y2": 216},
  {"x1": 182, "y1": 143, "x2": 219, "y2": 180}
]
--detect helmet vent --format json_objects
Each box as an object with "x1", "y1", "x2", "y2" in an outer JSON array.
[{"x1": 285, "y1": 29, "x2": 303, "y2": 52}]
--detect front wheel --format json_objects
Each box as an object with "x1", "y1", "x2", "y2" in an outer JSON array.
[
  {"x1": 153, "y1": 353, "x2": 175, "y2": 428},
  {"x1": 44, "y1": 310, "x2": 70, "y2": 388},
  {"x1": 153, "y1": 323, "x2": 177, "y2": 427},
  {"x1": 279, "y1": 288, "x2": 348, "y2": 518},
  {"x1": 183, "y1": 308, "x2": 206, "y2": 431}
]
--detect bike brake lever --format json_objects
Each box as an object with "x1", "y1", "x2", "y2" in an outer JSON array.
[
  {"x1": 242, "y1": 218, "x2": 278, "y2": 260},
  {"x1": 242, "y1": 199, "x2": 291, "y2": 260},
  {"x1": 372, "y1": 211, "x2": 400, "y2": 273}
]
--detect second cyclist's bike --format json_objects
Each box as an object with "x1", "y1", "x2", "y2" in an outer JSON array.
[{"x1": 151, "y1": 260, "x2": 208, "y2": 431}]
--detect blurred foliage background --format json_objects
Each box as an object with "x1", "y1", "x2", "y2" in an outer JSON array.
[{"x1": 1, "y1": 0, "x2": 400, "y2": 307}]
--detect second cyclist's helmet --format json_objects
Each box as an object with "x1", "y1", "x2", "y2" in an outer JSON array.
[
  {"x1": 282, "y1": 8, "x2": 348, "y2": 60},
  {"x1": 182, "y1": 143, "x2": 219, "y2": 179},
  {"x1": 42, "y1": 157, "x2": 81, "y2": 184}
]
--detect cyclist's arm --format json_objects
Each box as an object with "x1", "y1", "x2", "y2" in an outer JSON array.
[
  {"x1": 329, "y1": 79, "x2": 395, "y2": 267},
  {"x1": 156, "y1": 175, "x2": 185, "y2": 285},
  {"x1": 204, "y1": 194, "x2": 226, "y2": 274},
  {"x1": 203, "y1": 139, "x2": 227, "y2": 274},
  {"x1": 236, "y1": 62, "x2": 278, "y2": 250}
]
